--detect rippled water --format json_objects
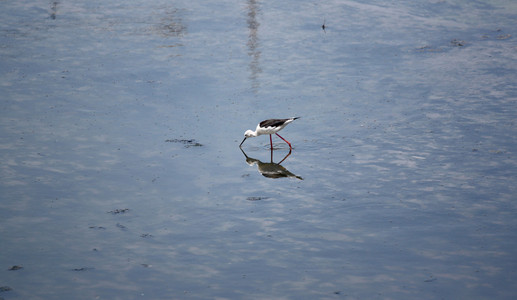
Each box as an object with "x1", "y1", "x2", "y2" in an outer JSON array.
[{"x1": 1, "y1": 0, "x2": 517, "y2": 299}]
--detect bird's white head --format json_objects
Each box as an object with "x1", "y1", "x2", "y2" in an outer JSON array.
[
  {"x1": 244, "y1": 130, "x2": 256, "y2": 138},
  {"x1": 240, "y1": 130, "x2": 256, "y2": 147}
]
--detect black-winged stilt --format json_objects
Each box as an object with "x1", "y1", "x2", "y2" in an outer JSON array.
[{"x1": 239, "y1": 117, "x2": 299, "y2": 149}]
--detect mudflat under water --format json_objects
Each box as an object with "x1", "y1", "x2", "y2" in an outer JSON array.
[{"x1": 1, "y1": 0, "x2": 517, "y2": 299}]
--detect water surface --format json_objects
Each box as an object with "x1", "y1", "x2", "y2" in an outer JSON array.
[{"x1": 1, "y1": 0, "x2": 517, "y2": 299}]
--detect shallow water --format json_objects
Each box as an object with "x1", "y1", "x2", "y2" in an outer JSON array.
[{"x1": 1, "y1": 0, "x2": 517, "y2": 299}]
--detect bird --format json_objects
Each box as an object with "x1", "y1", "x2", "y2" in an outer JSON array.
[{"x1": 239, "y1": 117, "x2": 299, "y2": 149}]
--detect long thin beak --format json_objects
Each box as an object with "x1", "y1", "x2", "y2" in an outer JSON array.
[{"x1": 239, "y1": 137, "x2": 247, "y2": 147}]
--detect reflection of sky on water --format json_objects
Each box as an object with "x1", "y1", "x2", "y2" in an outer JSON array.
[
  {"x1": 246, "y1": 0, "x2": 262, "y2": 92},
  {"x1": 1, "y1": 0, "x2": 517, "y2": 299}
]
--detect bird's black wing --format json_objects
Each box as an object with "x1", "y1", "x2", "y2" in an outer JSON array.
[{"x1": 260, "y1": 119, "x2": 289, "y2": 128}]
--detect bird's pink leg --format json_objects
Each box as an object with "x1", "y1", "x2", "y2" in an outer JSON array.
[
  {"x1": 275, "y1": 133, "x2": 292, "y2": 149},
  {"x1": 269, "y1": 134, "x2": 273, "y2": 150}
]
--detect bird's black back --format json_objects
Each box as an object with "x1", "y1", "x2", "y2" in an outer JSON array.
[{"x1": 260, "y1": 117, "x2": 299, "y2": 128}]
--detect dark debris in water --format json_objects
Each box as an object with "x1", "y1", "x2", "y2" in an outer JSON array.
[
  {"x1": 8, "y1": 265, "x2": 23, "y2": 271},
  {"x1": 450, "y1": 39, "x2": 466, "y2": 47},
  {"x1": 165, "y1": 138, "x2": 203, "y2": 148},
  {"x1": 73, "y1": 267, "x2": 94, "y2": 272},
  {"x1": 89, "y1": 226, "x2": 106, "y2": 230},
  {"x1": 246, "y1": 196, "x2": 270, "y2": 201},
  {"x1": 0, "y1": 286, "x2": 13, "y2": 292},
  {"x1": 108, "y1": 208, "x2": 130, "y2": 215}
]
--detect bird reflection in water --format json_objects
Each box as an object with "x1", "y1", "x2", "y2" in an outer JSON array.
[{"x1": 240, "y1": 148, "x2": 303, "y2": 180}]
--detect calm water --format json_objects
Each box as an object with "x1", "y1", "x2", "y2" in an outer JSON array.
[{"x1": 1, "y1": 0, "x2": 517, "y2": 299}]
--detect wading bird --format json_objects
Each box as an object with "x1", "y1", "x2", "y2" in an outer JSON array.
[{"x1": 239, "y1": 117, "x2": 299, "y2": 149}]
